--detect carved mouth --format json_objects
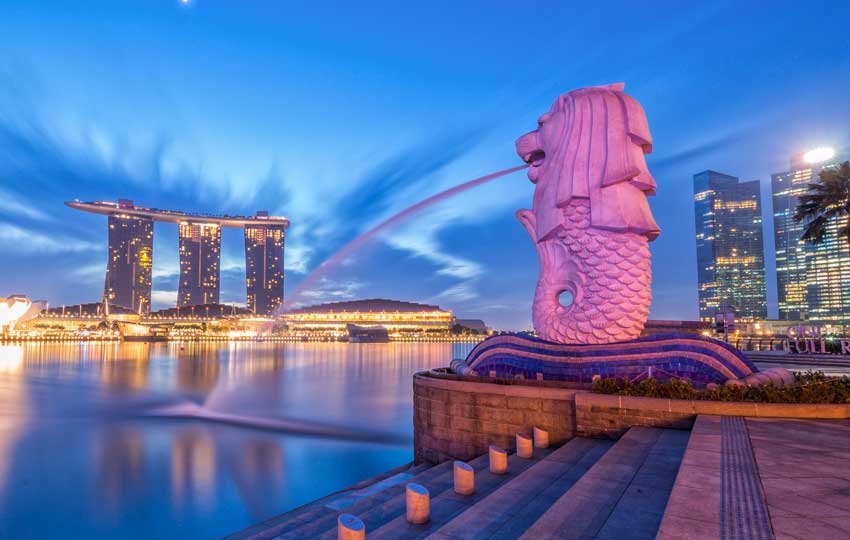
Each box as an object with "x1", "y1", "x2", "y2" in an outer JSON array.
[{"x1": 525, "y1": 150, "x2": 546, "y2": 167}]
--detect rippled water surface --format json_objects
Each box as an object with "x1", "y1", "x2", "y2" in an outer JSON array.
[{"x1": 0, "y1": 341, "x2": 475, "y2": 540}]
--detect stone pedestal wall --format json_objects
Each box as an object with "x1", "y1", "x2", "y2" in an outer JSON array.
[
  {"x1": 413, "y1": 372, "x2": 580, "y2": 464},
  {"x1": 573, "y1": 393, "x2": 850, "y2": 439},
  {"x1": 414, "y1": 371, "x2": 850, "y2": 464}
]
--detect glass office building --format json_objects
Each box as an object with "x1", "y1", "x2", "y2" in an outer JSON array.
[
  {"x1": 694, "y1": 171, "x2": 767, "y2": 321},
  {"x1": 178, "y1": 222, "x2": 222, "y2": 307},
  {"x1": 772, "y1": 154, "x2": 849, "y2": 325}
]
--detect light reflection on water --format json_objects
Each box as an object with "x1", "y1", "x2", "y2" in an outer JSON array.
[{"x1": 0, "y1": 341, "x2": 474, "y2": 540}]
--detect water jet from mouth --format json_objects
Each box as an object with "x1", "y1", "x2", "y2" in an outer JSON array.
[{"x1": 279, "y1": 164, "x2": 528, "y2": 312}]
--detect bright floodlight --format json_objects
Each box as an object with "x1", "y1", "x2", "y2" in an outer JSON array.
[{"x1": 803, "y1": 147, "x2": 835, "y2": 164}]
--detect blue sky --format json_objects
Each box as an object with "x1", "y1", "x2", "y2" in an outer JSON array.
[{"x1": 1, "y1": 0, "x2": 849, "y2": 329}]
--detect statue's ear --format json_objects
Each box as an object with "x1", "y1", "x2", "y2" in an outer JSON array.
[{"x1": 516, "y1": 209, "x2": 537, "y2": 242}]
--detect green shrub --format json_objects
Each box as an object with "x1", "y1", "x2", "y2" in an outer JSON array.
[{"x1": 591, "y1": 371, "x2": 850, "y2": 404}]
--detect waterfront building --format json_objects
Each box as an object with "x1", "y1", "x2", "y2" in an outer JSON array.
[
  {"x1": 103, "y1": 201, "x2": 154, "y2": 314},
  {"x1": 282, "y1": 299, "x2": 455, "y2": 337},
  {"x1": 693, "y1": 171, "x2": 767, "y2": 321},
  {"x1": 66, "y1": 200, "x2": 289, "y2": 312},
  {"x1": 178, "y1": 222, "x2": 221, "y2": 307},
  {"x1": 771, "y1": 150, "x2": 849, "y2": 324},
  {"x1": 0, "y1": 295, "x2": 46, "y2": 334},
  {"x1": 244, "y1": 212, "x2": 286, "y2": 316}
]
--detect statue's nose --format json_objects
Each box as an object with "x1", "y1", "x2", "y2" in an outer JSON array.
[{"x1": 515, "y1": 130, "x2": 540, "y2": 162}]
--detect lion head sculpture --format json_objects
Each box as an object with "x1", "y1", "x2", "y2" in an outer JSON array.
[{"x1": 516, "y1": 83, "x2": 660, "y2": 243}]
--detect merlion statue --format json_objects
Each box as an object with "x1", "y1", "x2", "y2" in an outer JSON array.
[
  {"x1": 451, "y1": 83, "x2": 787, "y2": 392},
  {"x1": 515, "y1": 83, "x2": 660, "y2": 344}
]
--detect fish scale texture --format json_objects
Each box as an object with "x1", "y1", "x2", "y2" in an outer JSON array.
[{"x1": 533, "y1": 199, "x2": 651, "y2": 344}]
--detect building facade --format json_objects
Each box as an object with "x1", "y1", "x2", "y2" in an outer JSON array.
[
  {"x1": 772, "y1": 154, "x2": 849, "y2": 324},
  {"x1": 178, "y1": 222, "x2": 221, "y2": 307},
  {"x1": 244, "y1": 212, "x2": 286, "y2": 316},
  {"x1": 282, "y1": 299, "x2": 455, "y2": 336},
  {"x1": 104, "y1": 205, "x2": 154, "y2": 314},
  {"x1": 693, "y1": 170, "x2": 767, "y2": 321}
]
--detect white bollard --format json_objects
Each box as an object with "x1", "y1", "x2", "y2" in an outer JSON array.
[
  {"x1": 516, "y1": 433, "x2": 533, "y2": 458},
  {"x1": 533, "y1": 427, "x2": 550, "y2": 449},
  {"x1": 453, "y1": 461, "x2": 475, "y2": 495},
  {"x1": 489, "y1": 445, "x2": 508, "y2": 474},
  {"x1": 338, "y1": 513, "x2": 365, "y2": 540},
  {"x1": 406, "y1": 483, "x2": 430, "y2": 524}
]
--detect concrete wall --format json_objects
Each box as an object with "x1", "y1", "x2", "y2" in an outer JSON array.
[
  {"x1": 574, "y1": 393, "x2": 850, "y2": 438},
  {"x1": 413, "y1": 372, "x2": 581, "y2": 464},
  {"x1": 414, "y1": 371, "x2": 850, "y2": 464}
]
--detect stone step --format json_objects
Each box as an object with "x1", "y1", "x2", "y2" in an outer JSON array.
[
  {"x1": 423, "y1": 437, "x2": 614, "y2": 540},
  {"x1": 223, "y1": 461, "x2": 442, "y2": 540},
  {"x1": 518, "y1": 426, "x2": 690, "y2": 540},
  {"x1": 273, "y1": 459, "x2": 464, "y2": 540},
  {"x1": 355, "y1": 446, "x2": 556, "y2": 540},
  {"x1": 657, "y1": 415, "x2": 774, "y2": 540}
]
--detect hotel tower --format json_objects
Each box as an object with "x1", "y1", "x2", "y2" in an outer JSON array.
[{"x1": 67, "y1": 199, "x2": 289, "y2": 316}]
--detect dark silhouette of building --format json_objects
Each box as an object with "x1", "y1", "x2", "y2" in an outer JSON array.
[
  {"x1": 244, "y1": 212, "x2": 286, "y2": 315},
  {"x1": 104, "y1": 201, "x2": 154, "y2": 314},
  {"x1": 178, "y1": 222, "x2": 221, "y2": 307}
]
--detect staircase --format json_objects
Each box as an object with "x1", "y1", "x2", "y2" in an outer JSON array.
[
  {"x1": 225, "y1": 426, "x2": 689, "y2": 540},
  {"x1": 227, "y1": 414, "x2": 850, "y2": 540}
]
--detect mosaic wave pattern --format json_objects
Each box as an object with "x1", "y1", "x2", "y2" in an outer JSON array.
[{"x1": 461, "y1": 333, "x2": 758, "y2": 387}]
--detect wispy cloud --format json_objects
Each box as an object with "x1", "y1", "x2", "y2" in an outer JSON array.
[
  {"x1": 0, "y1": 188, "x2": 52, "y2": 222},
  {"x1": 0, "y1": 222, "x2": 99, "y2": 253},
  {"x1": 296, "y1": 278, "x2": 364, "y2": 305},
  {"x1": 429, "y1": 282, "x2": 478, "y2": 303}
]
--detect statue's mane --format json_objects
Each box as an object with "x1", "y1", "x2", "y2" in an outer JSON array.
[{"x1": 536, "y1": 83, "x2": 660, "y2": 242}]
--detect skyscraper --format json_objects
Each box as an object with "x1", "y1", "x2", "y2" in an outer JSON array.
[
  {"x1": 244, "y1": 211, "x2": 286, "y2": 315},
  {"x1": 103, "y1": 200, "x2": 154, "y2": 314},
  {"x1": 772, "y1": 152, "x2": 849, "y2": 324},
  {"x1": 693, "y1": 171, "x2": 767, "y2": 321},
  {"x1": 178, "y1": 222, "x2": 221, "y2": 307}
]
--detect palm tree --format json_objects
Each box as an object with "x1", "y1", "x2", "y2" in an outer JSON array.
[{"x1": 794, "y1": 161, "x2": 850, "y2": 254}]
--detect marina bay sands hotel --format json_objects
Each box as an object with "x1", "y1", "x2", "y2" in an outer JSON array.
[{"x1": 66, "y1": 199, "x2": 289, "y2": 316}]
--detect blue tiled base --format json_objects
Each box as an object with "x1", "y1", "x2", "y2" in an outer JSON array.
[{"x1": 461, "y1": 333, "x2": 757, "y2": 388}]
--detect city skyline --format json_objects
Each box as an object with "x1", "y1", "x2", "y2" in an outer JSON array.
[
  {"x1": 693, "y1": 150, "x2": 850, "y2": 326},
  {"x1": 1, "y1": 1, "x2": 849, "y2": 329}
]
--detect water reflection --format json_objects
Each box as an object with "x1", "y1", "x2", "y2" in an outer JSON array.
[
  {"x1": 0, "y1": 341, "x2": 472, "y2": 540},
  {"x1": 170, "y1": 427, "x2": 217, "y2": 512},
  {"x1": 96, "y1": 425, "x2": 146, "y2": 512}
]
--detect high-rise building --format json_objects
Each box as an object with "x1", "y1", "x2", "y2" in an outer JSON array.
[
  {"x1": 178, "y1": 222, "x2": 221, "y2": 307},
  {"x1": 244, "y1": 211, "x2": 286, "y2": 315},
  {"x1": 772, "y1": 151, "x2": 848, "y2": 324},
  {"x1": 103, "y1": 200, "x2": 154, "y2": 314},
  {"x1": 67, "y1": 200, "x2": 288, "y2": 315},
  {"x1": 693, "y1": 171, "x2": 767, "y2": 321}
]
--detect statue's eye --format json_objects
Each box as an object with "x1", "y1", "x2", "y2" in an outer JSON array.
[{"x1": 537, "y1": 113, "x2": 552, "y2": 127}]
